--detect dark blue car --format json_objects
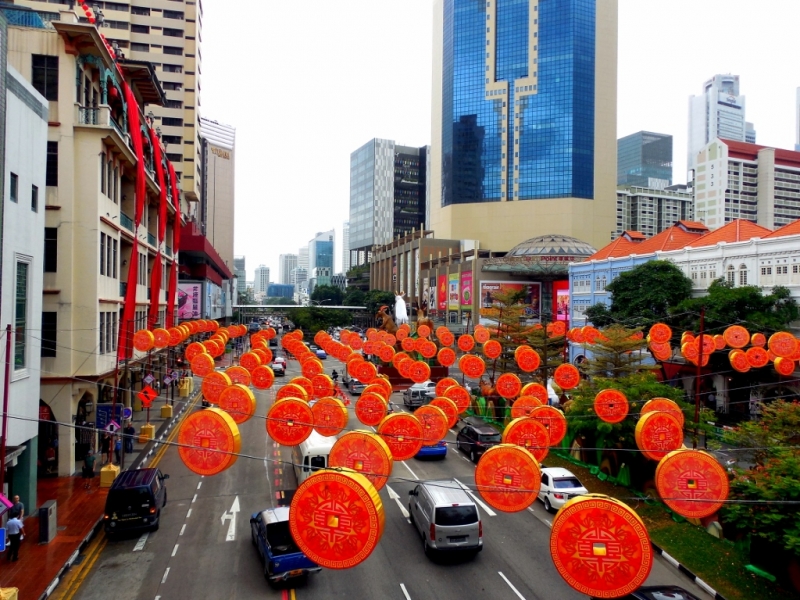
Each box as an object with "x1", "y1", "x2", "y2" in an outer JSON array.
[
  {"x1": 250, "y1": 507, "x2": 321, "y2": 583},
  {"x1": 415, "y1": 440, "x2": 447, "y2": 459}
]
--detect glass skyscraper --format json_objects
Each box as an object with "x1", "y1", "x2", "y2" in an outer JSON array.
[
  {"x1": 431, "y1": 0, "x2": 618, "y2": 251},
  {"x1": 617, "y1": 131, "x2": 673, "y2": 189}
]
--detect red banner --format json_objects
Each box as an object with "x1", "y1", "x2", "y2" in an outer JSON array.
[
  {"x1": 165, "y1": 163, "x2": 181, "y2": 327},
  {"x1": 437, "y1": 275, "x2": 447, "y2": 311},
  {"x1": 148, "y1": 127, "x2": 168, "y2": 328}
]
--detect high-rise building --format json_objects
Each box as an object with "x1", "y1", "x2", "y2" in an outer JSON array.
[
  {"x1": 430, "y1": 0, "x2": 618, "y2": 251},
  {"x1": 617, "y1": 132, "x2": 672, "y2": 189},
  {"x1": 291, "y1": 267, "x2": 308, "y2": 294},
  {"x1": 349, "y1": 140, "x2": 428, "y2": 263},
  {"x1": 341, "y1": 221, "x2": 351, "y2": 274},
  {"x1": 198, "y1": 118, "x2": 235, "y2": 271},
  {"x1": 795, "y1": 87, "x2": 800, "y2": 152},
  {"x1": 298, "y1": 246, "x2": 309, "y2": 271},
  {"x1": 615, "y1": 185, "x2": 693, "y2": 239},
  {"x1": 309, "y1": 230, "x2": 334, "y2": 274},
  {"x1": 254, "y1": 265, "x2": 270, "y2": 295},
  {"x1": 234, "y1": 256, "x2": 246, "y2": 294},
  {"x1": 279, "y1": 253, "x2": 298, "y2": 285},
  {"x1": 688, "y1": 75, "x2": 754, "y2": 172}
]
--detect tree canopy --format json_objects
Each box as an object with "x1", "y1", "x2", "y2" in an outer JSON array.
[
  {"x1": 262, "y1": 296, "x2": 296, "y2": 305},
  {"x1": 343, "y1": 288, "x2": 366, "y2": 307},
  {"x1": 580, "y1": 324, "x2": 655, "y2": 379},
  {"x1": 310, "y1": 285, "x2": 344, "y2": 306},
  {"x1": 286, "y1": 306, "x2": 351, "y2": 334},
  {"x1": 363, "y1": 290, "x2": 395, "y2": 315}
]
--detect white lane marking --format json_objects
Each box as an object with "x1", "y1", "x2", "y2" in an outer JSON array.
[
  {"x1": 386, "y1": 485, "x2": 410, "y2": 520},
  {"x1": 155, "y1": 596, "x2": 161, "y2": 600},
  {"x1": 192, "y1": 494, "x2": 198, "y2": 503},
  {"x1": 133, "y1": 532, "x2": 149, "y2": 552},
  {"x1": 161, "y1": 567, "x2": 170, "y2": 584},
  {"x1": 179, "y1": 524, "x2": 186, "y2": 536},
  {"x1": 220, "y1": 496, "x2": 240, "y2": 541},
  {"x1": 401, "y1": 461, "x2": 419, "y2": 480},
  {"x1": 197, "y1": 481, "x2": 202, "y2": 490},
  {"x1": 171, "y1": 544, "x2": 179, "y2": 557},
  {"x1": 498, "y1": 572, "x2": 526, "y2": 600},
  {"x1": 453, "y1": 478, "x2": 497, "y2": 517},
  {"x1": 527, "y1": 506, "x2": 552, "y2": 528},
  {"x1": 186, "y1": 508, "x2": 192, "y2": 519},
  {"x1": 400, "y1": 583, "x2": 412, "y2": 600}
]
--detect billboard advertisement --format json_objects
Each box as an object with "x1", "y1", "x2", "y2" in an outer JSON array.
[
  {"x1": 428, "y1": 277, "x2": 436, "y2": 313},
  {"x1": 178, "y1": 283, "x2": 201, "y2": 319},
  {"x1": 479, "y1": 281, "x2": 541, "y2": 325},
  {"x1": 447, "y1": 273, "x2": 459, "y2": 311},
  {"x1": 553, "y1": 280, "x2": 570, "y2": 322},
  {"x1": 438, "y1": 275, "x2": 447, "y2": 311},
  {"x1": 461, "y1": 271, "x2": 473, "y2": 307},
  {"x1": 422, "y1": 278, "x2": 430, "y2": 313},
  {"x1": 205, "y1": 281, "x2": 225, "y2": 320}
]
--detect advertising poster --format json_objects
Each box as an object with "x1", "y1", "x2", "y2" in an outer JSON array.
[
  {"x1": 553, "y1": 280, "x2": 570, "y2": 322},
  {"x1": 461, "y1": 271, "x2": 473, "y2": 307},
  {"x1": 178, "y1": 283, "x2": 201, "y2": 319},
  {"x1": 428, "y1": 276, "x2": 436, "y2": 313},
  {"x1": 448, "y1": 273, "x2": 460, "y2": 311},
  {"x1": 438, "y1": 275, "x2": 447, "y2": 311},
  {"x1": 422, "y1": 278, "x2": 430, "y2": 312},
  {"x1": 479, "y1": 281, "x2": 541, "y2": 325}
]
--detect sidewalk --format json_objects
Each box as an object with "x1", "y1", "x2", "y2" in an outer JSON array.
[{"x1": 0, "y1": 373, "x2": 206, "y2": 600}]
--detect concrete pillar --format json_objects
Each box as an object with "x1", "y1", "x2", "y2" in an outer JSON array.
[{"x1": 10, "y1": 436, "x2": 38, "y2": 515}]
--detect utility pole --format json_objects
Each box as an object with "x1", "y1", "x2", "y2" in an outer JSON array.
[{"x1": 693, "y1": 307, "x2": 705, "y2": 450}]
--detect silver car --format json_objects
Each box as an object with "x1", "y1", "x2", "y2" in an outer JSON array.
[{"x1": 408, "y1": 479, "x2": 482, "y2": 556}]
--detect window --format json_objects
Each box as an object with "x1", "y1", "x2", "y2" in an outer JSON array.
[
  {"x1": 162, "y1": 135, "x2": 182, "y2": 145},
  {"x1": 100, "y1": 233, "x2": 106, "y2": 275},
  {"x1": 107, "y1": 160, "x2": 113, "y2": 197},
  {"x1": 794, "y1": 265, "x2": 800, "y2": 274},
  {"x1": 100, "y1": 155, "x2": 106, "y2": 195},
  {"x1": 162, "y1": 117, "x2": 183, "y2": 127},
  {"x1": 107, "y1": 234, "x2": 113, "y2": 279},
  {"x1": 99, "y1": 313, "x2": 105, "y2": 353},
  {"x1": 14, "y1": 261, "x2": 29, "y2": 370},
  {"x1": 163, "y1": 82, "x2": 182, "y2": 91},
  {"x1": 44, "y1": 227, "x2": 58, "y2": 272},
  {"x1": 739, "y1": 265, "x2": 748, "y2": 286},
  {"x1": 165, "y1": 99, "x2": 183, "y2": 109},
  {"x1": 727, "y1": 265, "x2": 735, "y2": 284},
  {"x1": 113, "y1": 239, "x2": 118, "y2": 278},
  {"x1": 131, "y1": 43, "x2": 150, "y2": 53},
  {"x1": 46, "y1": 142, "x2": 58, "y2": 186},
  {"x1": 131, "y1": 24, "x2": 150, "y2": 34},
  {"x1": 31, "y1": 186, "x2": 38, "y2": 213},
  {"x1": 162, "y1": 64, "x2": 183, "y2": 73},
  {"x1": 163, "y1": 28, "x2": 184, "y2": 37},
  {"x1": 777, "y1": 265, "x2": 788, "y2": 275},
  {"x1": 106, "y1": 312, "x2": 113, "y2": 353},
  {"x1": 10, "y1": 173, "x2": 18, "y2": 202},
  {"x1": 41, "y1": 312, "x2": 57, "y2": 358},
  {"x1": 113, "y1": 167, "x2": 119, "y2": 203},
  {"x1": 131, "y1": 6, "x2": 150, "y2": 15},
  {"x1": 163, "y1": 10, "x2": 184, "y2": 19},
  {"x1": 111, "y1": 313, "x2": 118, "y2": 353},
  {"x1": 164, "y1": 46, "x2": 182, "y2": 56},
  {"x1": 32, "y1": 55, "x2": 59, "y2": 101}
]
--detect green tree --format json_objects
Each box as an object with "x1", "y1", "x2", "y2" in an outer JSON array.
[
  {"x1": 343, "y1": 288, "x2": 366, "y2": 307},
  {"x1": 363, "y1": 289, "x2": 395, "y2": 315},
  {"x1": 286, "y1": 307, "x2": 352, "y2": 334},
  {"x1": 581, "y1": 325, "x2": 654, "y2": 379},
  {"x1": 310, "y1": 285, "x2": 344, "y2": 306},
  {"x1": 587, "y1": 260, "x2": 693, "y2": 328},
  {"x1": 672, "y1": 281, "x2": 799, "y2": 334},
  {"x1": 262, "y1": 297, "x2": 296, "y2": 305},
  {"x1": 721, "y1": 401, "x2": 800, "y2": 559}
]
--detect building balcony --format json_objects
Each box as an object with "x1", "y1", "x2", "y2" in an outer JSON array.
[
  {"x1": 166, "y1": 246, "x2": 173, "y2": 257},
  {"x1": 148, "y1": 232, "x2": 157, "y2": 247},
  {"x1": 120, "y1": 282, "x2": 127, "y2": 297},
  {"x1": 120, "y1": 213, "x2": 135, "y2": 232}
]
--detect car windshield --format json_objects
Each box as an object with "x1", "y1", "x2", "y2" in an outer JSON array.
[
  {"x1": 435, "y1": 505, "x2": 478, "y2": 526},
  {"x1": 553, "y1": 477, "x2": 582, "y2": 489},
  {"x1": 478, "y1": 433, "x2": 501, "y2": 443}
]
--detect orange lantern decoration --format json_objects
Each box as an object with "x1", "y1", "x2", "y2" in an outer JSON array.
[
  {"x1": 581, "y1": 325, "x2": 600, "y2": 344},
  {"x1": 356, "y1": 361, "x2": 377, "y2": 383},
  {"x1": 550, "y1": 495, "x2": 652, "y2": 598},
  {"x1": 635, "y1": 411, "x2": 683, "y2": 461},
  {"x1": 178, "y1": 408, "x2": 241, "y2": 476},
  {"x1": 185, "y1": 341, "x2": 207, "y2": 362},
  {"x1": 418, "y1": 340, "x2": 437, "y2": 360},
  {"x1": 495, "y1": 373, "x2": 522, "y2": 399},
  {"x1": 751, "y1": 332, "x2": 767, "y2": 347},
  {"x1": 435, "y1": 377, "x2": 459, "y2": 397},
  {"x1": 516, "y1": 348, "x2": 541, "y2": 372},
  {"x1": 520, "y1": 383, "x2": 548, "y2": 404},
  {"x1": 457, "y1": 334, "x2": 475, "y2": 352},
  {"x1": 649, "y1": 341, "x2": 672, "y2": 361},
  {"x1": 347, "y1": 356, "x2": 365, "y2": 378},
  {"x1": 377, "y1": 413, "x2": 424, "y2": 461},
  {"x1": 655, "y1": 450, "x2": 729, "y2": 519},
  {"x1": 167, "y1": 327, "x2": 183, "y2": 347},
  {"x1": 529, "y1": 406, "x2": 567, "y2": 445},
  {"x1": 190, "y1": 352, "x2": 215, "y2": 377},
  {"x1": 774, "y1": 356, "x2": 795, "y2": 376},
  {"x1": 290, "y1": 376, "x2": 315, "y2": 400},
  {"x1": 444, "y1": 385, "x2": 471, "y2": 414},
  {"x1": 217, "y1": 384, "x2": 256, "y2": 424},
  {"x1": 789, "y1": 338, "x2": 800, "y2": 362},
  {"x1": 409, "y1": 361, "x2": 431, "y2": 384},
  {"x1": 397, "y1": 357, "x2": 414, "y2": 379},
  {"x1": 289, "y1": 469, "x2": 384, "y2": 570},
  {"x1": 367, "y1": 377, "x2": 393, "y2": 399},
  {"x1": 400, "y1": 337, "x2": 416, "y2": 353},
  {"x1": 311, "y1": 374, "x2": 335, "y2": 398},
  {"x1": 417, "y1": 324, "x2": 431, "y2": 339},
  {"x1": 251, "y1": 348, "x2": 270, "y2": 365},
  {"x1": 473, "y1": 327, "x2": 491, "y2": 344},
  {"x1": 415, "y1": 405, "x2": 448, "y2": 445},
  {"x1": 553, "y1": 363, "x2": 580, "y2": 390},
  {"x1": 152, "y1": 328, "x2": 170, "y2": 348},
  {"x1": 239, "y1": 351, "x2": 261, "y2": 372},
  {"x1": 378, "y1": 344, "x2": 396, "y2": 363},
  {"x1": 329, "y1": 431, "x2": 394, "y2": 491},
  {"x1": 746, "y1": 346, "x2": 769, "y2": 368},
  {"x1": 225, "y1": 365, "x2": 252, "y2": 387},
  {"x1": 593, "y1": 389, "x2": 629, "y2": 424},
  {"x1": 648, "y1": 323, "x2": 672, "y2": 345},
  {"x1": 301, "y1": 357, "x2": 324, "y2": 378},
  {"x1": 459, "y1": 354, "x2": 485, "y2": 378},
  {"x1": 511, "y1": 395, "x2": 543, "y2": 419},
  {"x1": 276, "y1": 383, "x2": 308, "y2": 403},
  {"x1": 133, "y1": 329, "x2": 155, "y2": 352},
  {"x1": 483, "y1": 339, "x2": 502, "y2": 360},
  {"x1": 266, "y1": 398, "x2": 314, "y2": 446},
  {"x1": 391, "y1": 351, "x2": 410, "y2": 370},
  {"x1": 202, "y1": 339, "x2": 221, "y2": 357},
  {"x1": 201, "y1": 371, "x2": 231, "y2": 405},
  {"x1": 355, "y1": 392, "x2": 388, "y2": 427},
  {"x1": 713, "y1": 334, "x2": 727, "y2": 351},
  {"x1": 768, "y1": 331, "x2": 798, "y2": 358},
  {"x1": 439, "y1": 329, "x2": 455, "y2": 347},
  {"x1": 438, "y1": 346, "x2": 456, "y2": 367},
  {"x1": 251, "y1": 365, "x2": 275, "y2": 390},
  {"x1": 312, "y1": 397, "x2": 349, "y2": 437},
  {"x1": 429, "y1": 397, "x2": 459, "y2": 429},
  {"x1": 475, "y1": 444, "x2": 540, "y2": 512},
  {"x1": 640, "y1": 397, "x2": 684, "y2": 427},
  {"x1": 502, "y1": 417, "x2": 550, "y2": 462}
]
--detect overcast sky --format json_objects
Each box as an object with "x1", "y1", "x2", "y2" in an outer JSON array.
[{"x1": 200, "y1": 0, "x2": 800, "y2": 281}]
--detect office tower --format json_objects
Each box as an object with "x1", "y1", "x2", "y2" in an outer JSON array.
[
  {"x1": 234, "y1": 256, "x2": 246, "y2": 294},
  {"x1": 198, "y1": 118, "x2": 235, "y2": 271},
  {"x1": 688, "y1": 75, "x2": 753, "y2": 171},
  {"x1": 279, "y1": 253, "x2": 298, "y2": 285},
  {"x1": 349, "y1": 140, "x2": 428, "y2": 262},
  {"x1": 291, "y1": 267, "x2": 308, "y2": 294},
  {"x1": 254, "y1": 265, "x2": 270, "y2": 295},
  {"x1": 298, "y1": 246, "x2": 309, "y2": 271},
  {"x1": 615, "y1": 185, "x2": 693, "y2": 238},
  {"x1": 308, "y1": 230, "x2": 334, "y2": 274},
  {"x1": 342, "y1": 221, "x2": 351, "y2": 274},
  {"x1": 430, "y1": 0, "x2": 618, "y2": 251},
  {"x1": 617, "y1": 132, "x2": 672, "y2": 189},
  {"x1": 266, "y1": 284, "x2": 294, "y2": 299}
]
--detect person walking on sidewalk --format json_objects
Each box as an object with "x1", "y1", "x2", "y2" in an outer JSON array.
[
  {"x1": 9, "y1": 495, "x2": 24, "y2": 519},
  {"x1": 124, "y1": 422, "x2": 135, "y2": 454},
  {"x1": 114, "y1": 435, "x2": 122, "y2": 465},
  {"x1": 83, "y1": 450, "x2": 96, "y2": 489},
  {"x1": 6, "y1": 515, "x2": 24, "y2": 561},
  {"x1": 100, "y1": 432, "x2": 112, "y2": 465}
]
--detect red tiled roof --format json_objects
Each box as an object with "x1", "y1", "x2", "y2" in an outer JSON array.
[
  {"x1": 689, "y1": 219, "x2": 771, "y2": 248},
  {"x1": 585, "y1": 236, "x2": 639, "y2": 261},
  {"x1": 623, "y1": 231, "x2": 647, "y2": 240},
  {"x1": 676, "y1": 220, "x2": 707, "y2": 230},
  {"x1": 634, "y1": 222, "x2": 709, "y2": 254},
  {"x1": 721, "y1": 139, "x2": 800, "y2": 169},
  {"x1": 763, "y1": 218, "x2": 800, "y2": 239}
]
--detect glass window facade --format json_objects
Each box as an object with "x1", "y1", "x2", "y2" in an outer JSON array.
[
  {"x1": 617, "y1": 131, "x2": 673, "y2": 187},
  {"x1": 441, "y1": 0, "x2": 596, "y2": 206}
]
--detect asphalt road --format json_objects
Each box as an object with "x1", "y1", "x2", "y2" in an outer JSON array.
[{"x1": 72, "y1": 351, "x2": 714, "y2": 600}]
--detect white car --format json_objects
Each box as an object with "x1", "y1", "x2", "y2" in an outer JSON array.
[{"x1": 538, "y1": 467, "x2": 588, "y2": 512}]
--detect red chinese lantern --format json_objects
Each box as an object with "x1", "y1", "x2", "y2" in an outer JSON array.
[
  {"x1": 367, "y1": 377, "x2": 393, "y2": 399},
  {"x1": 495, "y1": 373, "x2": 522, "y2": 399},
  {"x1": 550, "y1": 495, "x2": 653, "y2": 598},
  {"x1": 415, "y1": 405, "x2": 448, "y2": 445},
  {"x1": 355, "y1": 392, "x2": 388, "y2": 427},
  {"x1": 250, "y1": 365, "x2": 275, "y2": 390},
  {"x1": 201, "y1": 371, "x2": 231, "y2": 405},
  {"x1": 529, "y1": 406, "x2": 567, "y2": 446},
  {"x1": 217, "y1": 384, "x2": 256, "y2": 424},
  {"x1": 457, "y1": 334, "x2": 475, "y2": 352},
  {"x1": 377, "y1": 413, "x2": 424, "y2": 461},
  {"x1": 439, "y1": 329, "x2": 455, "y2": 347},
  {"x1": 516, "y1": 348, "x2": 541, "y2": 372},
  {"x1": 774, "y1": 356, "x2": 795, "y2": 376},
  {"x1": 729, "y1": 349, "x2": 750, "y2": 373},
  {"x1": 185, "y1": 341, "x2": 206, "y2": 362},
  {"x1": 511, "y1": 395, "x2": 543, "y2": 419},
  {"x1": 133, "y1": 329, "x2": 155, "y2": 352},
  {"x1": 311, "y1": 397, "x2": 348, "y2": 437},
  {"x1": 417, "y1": 324, "x2": 431, "y2": 339},
  {"x1": 437, "y1": 347, "x2": 456, "y2": 367},
  {"x1": 301, "y1": 357, "x2": 324, "y2": 378},
  {"x1": 443, "y1": 385, "x2": 471, "y2": 414},
  {"x1": 473, "y1": 327, "x2": 491, "y2": 344},
  {"x1": 378, "y1": 344, "x2": 396, "y2": 363},
  {"x1": 640, "y1": 397, "x2": 684, "y2": 427},
  {"x1": 178, "y1": 408, "x2": 240, "y2": 476},
  {"x1": 475, "y1": 444, "x2": 540, "y2": 512},
  {"x1": 581, "y1": 326, "x2": 600, "y2": 344},
  {"x1": 435, "y1": 377, "x2": 459, "y2": 396},
  {"x1": 593, "y1": 389, "x2": 629, "y2": 424},
  {"x1": 483, "y1": 339, "x2": 502, "y2": 360},
  {"x1": 190, "y1": 352, "x2": 215, "y2": 377},
  {"x1": 266, "y1": 398, "x2": 314, "y2": 446},
  {"x1": 239, "y1": 351, "x2": 261, "y2": 372},
  {"x1": 746, "y1": 346, "x2": 769, "y2": 368},
  {"x1": 429, "y1": 397, "x2": 458, "y2": 429},
  {"x1": 713, "y1": 334, "x2": 727, "y2": 351},
  {"x1": 152, "y1": 328, "x2": 170, "y2": 348},
  {"x1": 419, "y1": 340, "x2": 437, "y2": 359},
  {"x1": 648, "y1": 323, "x2": 672, "y2": 345},
  {"x1": 655, "y1": 450, "x2": 729, "y2": 519},
  {"x1": 502, "y1": 417, "x2": 549, "y2": 462},
  {"x1": 520, "y1": 383, "x2": 548, "y2": 404},
  {"x1": 401, "y1": 337, "x2": 416, "y2": 352},
  {"x1": 329, "y1": 431, "x2": 393, "y2": 491},
  {"x1": 311, "y1": 374, "x2": 334, "y2": 398},
  {"x1": 768, "y1": 331, "x2": 798, "y2": 358},
  {"x1": 225, "y1": 366, "x2": 252, "y2": 387},
  {"x1": 397, "y1": 357, "x2": 414, "y2": 379},
  {"x1": 459, "y1": 354, "x2": 485, "y2": 378},
  {"x1": 276, "y1": 383, "x2": 308, "y2": 403},
  {"x1": 751, "y1": 332, "x2": 767, "y2": 347},
  {"x1": 553, "y1": 363, "x2": 580, "y2": 390},
  {"x1": 635, "y1": 411, "x2": 683, "y2": 461},
  {"x1": 289, "y1": 469, "x2": 384, "y2": 569},
  {"x1": 356, "y1": 361, "x2": 377, "y2": 382},
  {"x1": 409, "y1": 361, "x2": 431, "y2": 384},
  {"x1": 290, "y1": 376, "x2": 315, "y2": 400}
]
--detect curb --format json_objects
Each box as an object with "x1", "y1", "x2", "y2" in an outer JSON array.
[
  {"x1": 37, "y1": 391, "x2": 200, "y2": 600},
  {"x1": 651, "y1": 542, "x2": 729, "y2": 600}
]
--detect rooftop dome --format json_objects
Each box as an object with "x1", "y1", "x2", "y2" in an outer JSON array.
[
  {"x1": 507, "y1": 234, "x2": 596, "y2": 259},
  {"x1": 482, "y1": 234, "x2": 596, "y2": 276}
]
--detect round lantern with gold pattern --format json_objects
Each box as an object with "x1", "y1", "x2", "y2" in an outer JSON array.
[
  {"x1": 355, "y1": 392, "x2": 388, "y2": 427},
  {"x1": 133, "y1": 329, "x2": 155, "y2": 352},
  {"x1": 593, "y1": 389, "x2": 629, "y2": 424},
  {"x1": 312, "y1": 374, "x2": 335, "y2": 398},
  {"x1": 729, "y1": 349, "x2": 750, "y2": 373},
  {"x1": 483, "y1": 339, "x2": 503, "y2": 360},
  {"x1": 367, "y1": 377, "x2": 393, "y2": 400},
  {"x1": 266, "y1": 397, "x2": 314, "y2": 446},
  {"x1": 415, "y1": 405, "x2": 448, "y2": 445},
  {"x1": 377, "y1": 413, "x2": 424, "y2": 461},
  {"x1": 473, "y1": 327, "x2": 491, "y2": 344},
  {"x1": 553, "y1": 363, "x2": 580, "y2": 390},
  {"x1": 201, "y1": 371, "x2": 231, "y2": 405},
  {"x1": 178, "y1": 408, "x2": 241, "y2": 476},
  {"x1": 276, "y1": 383, "x2": 308, "y2": 403},
  {"x1": 640, "y1": 397, "x2": 685, "y2": 427},
  {"x1": 774, "y1": 356, "x2": 795, "y2": 376},
  {"x1": 312, "y1": 397, "x2": 349, "y2": 437},
  {"x1": 290, "y1": 376, "x2": 315, "y2": 400},
  {"x1": 529, "y1": 406, "x2": 567, "y2": 446},
  {"x1": 457, "y1": 334, "x2": 475, "y2": 352},
  {"x1": 225, "y1": 365, "x2": 252, "y2": 387},
  {"x1": 444, "y1": 385, "x2": 471, "y2": 414},
  {"x1": 239, "y1": 351, "x2": 261, "y2": 372},
  {"x1": 516, "y1": 348, "x2": 541, "y2": 372},
  {"x1": 329, "y1": 431, "x2": 394, "y2": 491},
  {"x1": 459, "y1": 354, "x2": 486, "y2": 379},
  {"x1": 635, "y1": 411, "x2": 683, "y2": 461},
  {"x1": 250, "y1": 365, "x2": 275, "y2": 390},
  {"x1": 437, "y1": 346, "x2": 456, "y2": 367},
  {"x1": 655, "y1": 450, "x2": 729, "y2": 519},
  {"x1": 502, "y1": 417, "x2": 550, "y2": 462},
  {"x1": 648, "y1": 323, "x2": 672, "y2": 345},
  {"x1": 217, "y1": 384, "x2": 256, "y2": 424},
  {"x1": 475, "y1": 444, "x2": 540, "y2": 512},
  {"x1": 409, "y1": 360, "x2": 431, "y2": 384},
  {"x1": 429, "y1": 397, "x2": 459, "y2": 429},
  {"x1": 190, "y1": 352, "x2": 215, "y2": 378},
  {"x1": 520, "y1": 383, "x2": 548, "y2": 405},
  {"x1": 511, "y1": 395, "x2": 544, "y2": 419},
  {"x1": 768, "y1": 331, "x2": 798, "y2": 358},
  {"x1": 152, "y1": 328, "x2": 170, "y2": 348},
  {"x1": 496, "y1": 373, "x2": 522, "y2": 399}
]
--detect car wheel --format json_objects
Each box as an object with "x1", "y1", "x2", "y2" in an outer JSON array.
[
  {"x1": 251, "y1": 528, "x2": 256, "y2": 547},
  {"x1": 470, "y1": 449, "x2": 476, "y2": 463},
  {"x1": 152, "y1": 515, "x2": 160, "y2": 532},
  {"x1": 544, "y1": 497, "x2": 553, "y2": 513},
  {"x1": 409, "y1": 507, "x2": 415, "y2": 526},
  {"x1": 423, "y1": 536, "x2": 431, "y2": 557},
  {"x1": 456, "y1": 440, "x2": 462, "y2": 452},
  {"x1": 163, "y1": 490, "x2": 167, "y2": 507},
  {"x1": 264, "y1": 561, "x2": 271, "y2": 580}
]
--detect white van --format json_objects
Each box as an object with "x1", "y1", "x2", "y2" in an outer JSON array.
[{"x1": 292, "y1": 432, "x2": 336, "y2": 484}]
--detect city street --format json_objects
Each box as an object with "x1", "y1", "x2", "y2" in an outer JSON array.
[{"x1": 69, "y1": 355, "x2": 713, "y2": 600}]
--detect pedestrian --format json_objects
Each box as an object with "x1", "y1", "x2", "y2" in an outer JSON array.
[
  {"x1": 331, "y1": 369, "x2": 339, "y2": 383},
  {"x1": 6, "y1": 514, "x2": 24, "y2": 561},
  {"x1": 124, "y1": 421, "x2": 135, "y2": 454},
  {"x1": 114, "y1": 435, "x2": 122, "y2": 464},
  {"x1": 9, "y1": 495, "x2": 24, "y2": 519},
  {"x1": 83, "y1": 450, "x2": 96, "y2": 489},
  {"x1": 100, "y1": 432, "x2": 111, "y2": 465}
]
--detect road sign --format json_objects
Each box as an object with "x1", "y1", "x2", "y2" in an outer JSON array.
[
  {"x1": 163, "y1": 375, "x2": 173, "y2": 386},
  {"x1": 96, "y1": 404, "x2": 123, "y2": 431},
  {"x1": 106, "y1": 420, "x2": 120, "y2": 433},
  {"x1": 138, "y1": 385, "x2": 158, "y2": 408},
  {"x1": 122, "y1": 407, "x2": 133, "y2": 421},
  {"x1": 143, "y1": 374, "x2": 155, "y2": 385}
]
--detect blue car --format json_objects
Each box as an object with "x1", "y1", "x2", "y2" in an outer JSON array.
[
  {"x1": 315, "y1": 348, "x2": 327, "y2": 360},
  {"x1": 250, "y1": 507, "x2": 321, "y2": 583},
  {"x1": 415, "y1": 440, "x2": 447, "y2": 460}
]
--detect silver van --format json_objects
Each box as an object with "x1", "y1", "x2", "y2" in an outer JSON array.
[{"x1": 408, "y1": 479, "x2": 482, "y2": 556}]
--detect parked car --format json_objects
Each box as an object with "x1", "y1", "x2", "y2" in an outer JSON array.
[
  {"x1": 272, "y1": 361, "x2": 286, "y2": 377},
  {"x1": 250, "y1": 506, "x2": 322, "y2": 583},
  {"x1": 591, "y1": 586, "x2": 702, "y2": 600},
  {"x1": 346, "y1": 378, "x2": 367, "y2": 395},
  {"x1": 403, "y1": 388, "x2": 430, "y2": 410},
  {"x1": 104, "y1": 468, "x2": 169, "y2": 535},
  {"x1": 538, "y1": 467, "x2": 588, "y2": 512},
  {"x1": 455, "y1": 418, "x2": 501, "y2": 462},
  {"x1": 415, "y1": 440, "x2": 447, "y2": 460},
  {"x1": 408, "y1": 479, "x2": 482, "y2": 556}
]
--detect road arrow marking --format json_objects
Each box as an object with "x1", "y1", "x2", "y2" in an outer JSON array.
[
  {"x1": 453, "y1": 478, "x2": 497, "y2": 517},
  {"x1": 386, "y1": 485, "x2": 410, "y2": 520},
  {"x1": 220, "y1": 496, "x2": 240, "y2": 541}
]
